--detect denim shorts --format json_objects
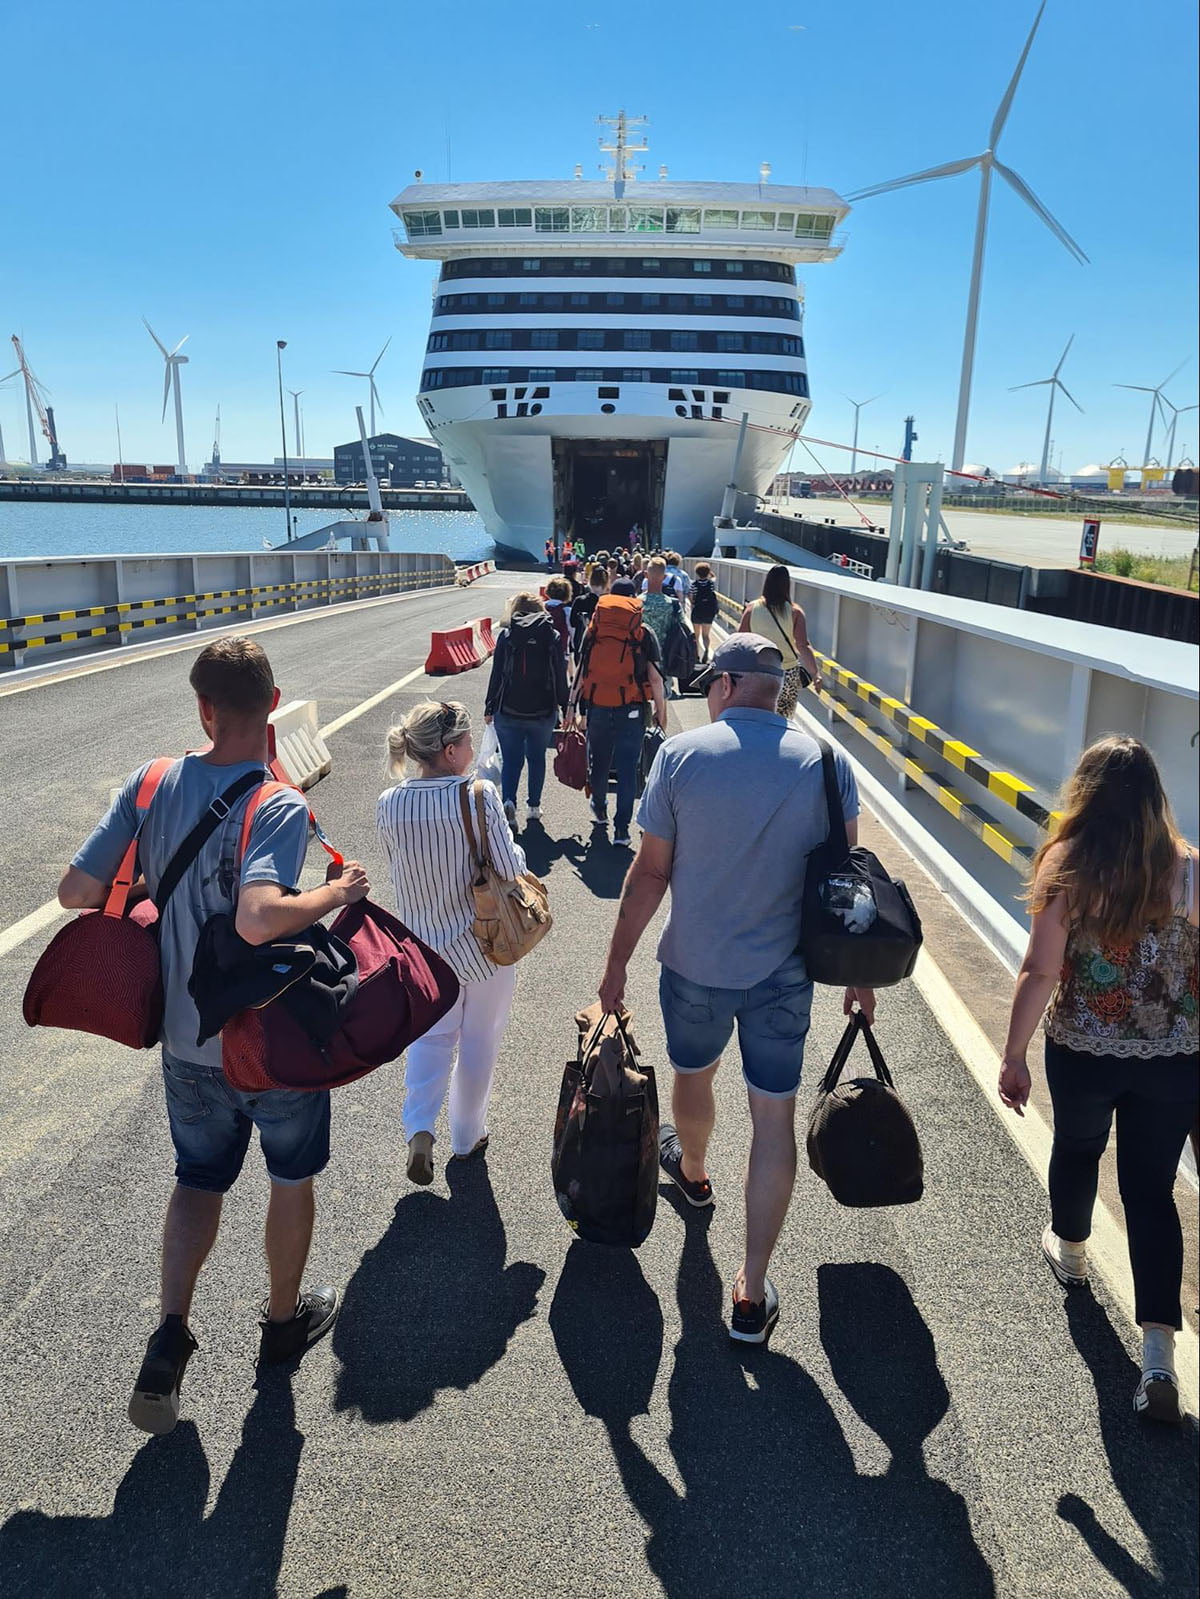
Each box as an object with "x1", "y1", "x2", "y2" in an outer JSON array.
[
  {"x1": 659, "y1": 955, "x2": 813, "y2": 1098},
  {"x1": 162, "y1": 1049, "x2": 331, "y2": 1193}
]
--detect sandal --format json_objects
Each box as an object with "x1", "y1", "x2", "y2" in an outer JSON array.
[
  {"x1": 407, "y1": 1132, "x2": 434, "y2": 1185},
  {"x1": 658, "y1": 1124, "x2": 714, "y2": 1208},
  {"x1": 450, "y1": 1135, "x2": 490, "y2": 1162}
]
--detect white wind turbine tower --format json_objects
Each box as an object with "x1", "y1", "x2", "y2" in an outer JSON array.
[
  {"x1": 1156, "y1": 395, "x2": 1198, "y2": 471},
  {"x1": 288, "y1": 389, "x2": 305, "y2": 458},
  {"x1": 847, "y1": 1, "x2": 1088, "y2": 472},
  {"x1": 143, "y1": 318, "x2": 190, "y2": 473},
  {"x1": 1114, "y1": 362, "x2": 1188, "y2": 468},
  {"x1": 333, "y1": 337, "x2": 390, "y2": 436},
  {"x1": 1009, "y1": 335, "x2": 1082, "y2": 486},
  {"x1": 0, "y1": 365, "x2": 20, "y2": 463}
]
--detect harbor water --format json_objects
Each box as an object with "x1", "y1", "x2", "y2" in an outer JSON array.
[{"x1": 0, "y1": 502, "x2": 495, "y2": 564}]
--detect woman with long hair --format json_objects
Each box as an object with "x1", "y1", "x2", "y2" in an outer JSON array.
[
  {"x1": 999, "y1": 736, "x2": 1198, "y2": 1423},
  {"x1": 738, "y1": 564, "x2": 821, "y2": 719},
  {"x1": 377, "y1": 701, "x2": 525, "y2": 1186},
  {"x1": 484, "y1": 592, "x2": 568, "y2": 827}
]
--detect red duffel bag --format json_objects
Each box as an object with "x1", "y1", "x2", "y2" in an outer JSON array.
[
  {"x1": 22, "y1": 758, "x2": 173, "y2": 1049},
  {"x1": 553, "y1": 724, "x2": 588, "y2": 791}
]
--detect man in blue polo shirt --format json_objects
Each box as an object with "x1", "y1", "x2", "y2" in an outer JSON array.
[{"x1": 598, "y1": 634, "x2": 874, "y2": 1344}]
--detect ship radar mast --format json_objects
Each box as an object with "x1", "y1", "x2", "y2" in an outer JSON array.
[{"x1": 597, "y1": 110, "x2": 648, "y2": 198}]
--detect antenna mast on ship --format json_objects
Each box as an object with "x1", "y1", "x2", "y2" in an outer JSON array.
[{"x1": 597, "y1": 110, "x2": 648, "y2": 197}]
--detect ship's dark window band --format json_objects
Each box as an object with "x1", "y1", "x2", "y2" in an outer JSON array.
[
  {"x1": 419, "y1": 366, "x2": 809, "y2": 397},
  {"x1": 426, "y1": 328, "x2": 805, "y2": 358},
  {"x1": 439, "y1": 256, "x2": 795, "y2": 285},
  {"x1": 433, "y1": 290, "x2": 800, "y2": 321}
]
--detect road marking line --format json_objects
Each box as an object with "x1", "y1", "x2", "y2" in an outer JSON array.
[
  {"x1": 318, "y1": 664, "x2": 429, "y2": 739},
  {"x1": 0, "y1": 899, "x2": 66, "y2": 960},
  {"x1": 912, "y1": 946, "x2": 1199, "y2": 1415}
]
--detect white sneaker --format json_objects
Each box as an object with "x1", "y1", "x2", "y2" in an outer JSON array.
[
  {"x1": 1134, "y1": 1369, "x2": 1181, "y2": 1424},
  {"x1": 503, "y1": 800, "x2": 517, "y2": 827},
  {"x1": 589, "y1": 799, "x2": 608, "y2": 825},
  {"x1": 613, "y1": 830, "x2": 632, "y2": 847},
  {"x1": 525, "y1": 805, "x2": 542, "y2": 821},
  {"x1": 1041, "y1": 1225, "x2": 1088, "y2": 1287}
]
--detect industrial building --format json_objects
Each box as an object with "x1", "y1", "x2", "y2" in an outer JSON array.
[{"x1": 333, "y1": 433, "x2": 445, "y2": 486}]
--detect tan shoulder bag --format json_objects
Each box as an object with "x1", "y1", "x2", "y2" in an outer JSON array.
[{"x1": 458, "y1": 780, "x2": 552, "y2": 966}]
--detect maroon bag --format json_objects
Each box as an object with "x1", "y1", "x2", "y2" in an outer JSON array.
[
  {"x1": 23, "y1": 758, "x2": 174, "y2": 1049},
  {"x1": 221, "y1": 897, "x2": 460, "y2": 1092},
  {"x1": 553, "y1": 725, "x2": 588, "y2": 791}
]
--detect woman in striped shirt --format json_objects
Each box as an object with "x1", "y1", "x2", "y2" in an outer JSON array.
[{"x1": 377, "y1": 700, "x2": 526, "y2": 1186}]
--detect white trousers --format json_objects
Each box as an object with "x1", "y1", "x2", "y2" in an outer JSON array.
[{"x1": 402, "y1": 963, "x2": 517, "y2": 1154}]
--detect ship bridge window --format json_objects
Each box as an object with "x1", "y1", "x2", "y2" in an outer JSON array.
[
  {"x1": 578, "y1": 331, "x2": 605, "y2": 349},
  {"x1": 670, "y1": 372, "x2": 699, "y2": 386},
  {"x1": 487, "y1": 292, "x2": 505, "y2": 306},
  {"x1": 795, "y1": 212, "x2": 835, "y2": 239},
  {"x1": 718, "y1": 371, "x2": 746, "y2": 387},
  {"x1": 609, "y1": 207, "x2": 627, "y2": 231},
  {"x1": 571, "y1": 207, "x2": 607, "y2": 232},
  {"x1": 522, "y1": 259, "x2": 541, "y2": 271},
  {"x1": 529, "y1": 368, "x2": 556, "y2": 381},
  {"x1": 402, "y1": 210, "x2": 442, "y2": 237},
  {"x1": 569, "y1": 292, "x2": 589, "y2": 306},
  {"x1": 642, "y1": 293, "x2": 660, "y2": 307},
  {"x1": 717, "y1": 333, "x2": 745, "y2": 353},
  {"x1": 622, "y1": 369, "x2": 651, "y2": 383},
  {"x1": 576, "y1": 369, "x2": 604, "y2": 381},
  {"x1": 461, "y1": 208, "x2": 495, "y2": 228},
  {"x1": 443, "y1": 210, "x2": 460, "y2": 228},
  {"x1": 484, "y1": 331, "x2": 513, "y2": 349},
  {"x1": 482, "y1": 368, "x2": 511, "y2": 384},
  {"x1": 543, "y1": 292, "x2": 563, "y2": 308},
  {"x1": 630, "y1": 207, "x2": 665, "y2": 233},
  {"x1": 693, "y1": 295, "x2": 712, "y2": 307},
  {"x1": 727, "y1": 295, "x2": 745, "y2": 308},
  {"x1": 535, "y1": 207, "x2": 570, "y2": 232},
  {"x1": 572, "y1": 259, "x2": 593, "y2": 270},
  {"x1": 498, "y1": 207, "x2": 532, "y2": 227},
  {"x1": 704, "y1": 209, "x2": 739, "y2": 228},
  {"x1": 740, "y1": 210, "x2": 777, "y2": 230},
  {"x1": 670, "y1": 331, "x2": 699, "y2": 352},
  {"x1": 725, "y1": 261, "x2": 745, "y2": 273},
  {"x1": 775, "y1": 212, "x2": 795, "y2": 231},
  {"x1": 623, "y1": 331, "x2": 652, "y2": 350},
  {"x1": 605, "y1": 293, "x2": 625, "y2": 307},
  {"x1": 640, "y1": 259, "x2": 660, "y2": 270},
  {"x1": 519, "y1": 292, "x2": 538, "y2": 305},
  {"x1": 530, "y1": 331, "x2": 559, "y2": 349},
  {"x1": 692, "y1": 260, "x2": 713, "y2": 273},
  {"x1": 666, "y1": 207, "x2": 701, "y2": 233}
]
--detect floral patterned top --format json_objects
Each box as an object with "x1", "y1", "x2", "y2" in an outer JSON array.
[{"x1": 1045, "y1": 854, "x2": 1199, "y2": 1058}]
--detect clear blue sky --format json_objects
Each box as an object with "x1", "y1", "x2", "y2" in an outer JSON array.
[{"x1": 3, "y1": 0, "x2": 1196, "y2": 475}]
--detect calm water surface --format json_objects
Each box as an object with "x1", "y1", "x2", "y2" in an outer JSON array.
[{"x1": 0, "y1": 503, "x2": 495, "y2": 563}]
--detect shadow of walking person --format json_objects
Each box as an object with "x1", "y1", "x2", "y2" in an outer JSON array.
[
  {"x1": 1057, "y1": 1290, "x2": 1199, "y2": 1596},
  {"x1": 549, "y1": 1238, "x2": 664, "y2": 1435},
  {"x1": 818, "y1": 1262, "x2": 996, "y2": 1598},
  {"x1": 332, "y1": 1157, "x2": 545, "y2": 1424},
  {"x1": 0, "y1": 1376, "x2": 305, "y2": 1599}
]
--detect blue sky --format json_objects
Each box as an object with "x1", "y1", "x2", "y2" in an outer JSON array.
[{"x1": 3, "y1": 0, "x2": 1196, "y2": 474}]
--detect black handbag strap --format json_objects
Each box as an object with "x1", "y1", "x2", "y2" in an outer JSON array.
[
  {"x1": 820, "y1": 1011, "x2": 896, "y2": 1095},
  {"x1": 154, "y1": 769, "x2": 266, "y2": 913},
  {"x1": 815, "y1": 738, "x2": 849, "y2": 861},
  {"x1": 581, "y1": 1008, "x2": 638, "y2": 1064}
]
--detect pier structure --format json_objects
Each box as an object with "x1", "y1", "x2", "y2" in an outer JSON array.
[{"x1": 0, "y1": 556, "x2": 1196, "y2": 1596}]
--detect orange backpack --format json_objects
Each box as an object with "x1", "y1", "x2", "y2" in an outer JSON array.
[{"x1": 576, "y1": 595, "x2": 652, "y2": 708}]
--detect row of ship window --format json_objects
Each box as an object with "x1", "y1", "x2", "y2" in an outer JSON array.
[
  {"x1": 433, "y1": 290, "x2": 799, "y2": 320},
  {"x1": 419, "y1": 367, "x2": 810, "y2": 397},
  {"x1": 402, "y1": 206, "x2": 836, "y2": 241},
  {"x1": 426, "y1": 329, "x2": 805, "y2": 357},
  {"x1": 439, "y1": 257, "x2": 795, "y2": 284}
]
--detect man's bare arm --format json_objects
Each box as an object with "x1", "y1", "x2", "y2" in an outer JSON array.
[
  {"x1": 236, "y1": 865, "x2": 369, "y2": 946},
  {"x1": 599, "y1": 833, "x2": 674, "y2": 1011}
]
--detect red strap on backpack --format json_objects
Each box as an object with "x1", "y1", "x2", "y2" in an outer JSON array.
[
  {"x1": 104, "y1": 757, "x2": 174, "y2": 919},
  {"x1": 237, "y1": 728, "x2": 343, "y2": 870}
]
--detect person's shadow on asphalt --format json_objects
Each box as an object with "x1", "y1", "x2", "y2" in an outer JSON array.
[
  {"x1": 331, "y1": 1156, "x2": 545, "y2": 1424},
  {"x1": 551, "y1": 1208, "x2": 994, "y2": 1597},
  {"x1": 0, "y1": 1370, "x2": 305, "y2": 1599},
  {"x1": 1057, "y1": 1290, "x2": 1199, "y2": 1597}
]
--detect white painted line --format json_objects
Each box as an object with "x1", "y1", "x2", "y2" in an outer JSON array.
[
  {"x1": 912, "y1": 946, "x2": 1199, "y2": 1416},
  {"x1": 0, "y1": 898, "x2": 65, "y2": 960},
  {"x1": 318, "y1": 664, "x2": 429, "y2": 739}
]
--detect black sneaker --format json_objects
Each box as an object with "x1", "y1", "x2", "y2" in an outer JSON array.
[
  {"x1": 258, "y1": 1285, "x2": 341, "y2": 1365},
  {"x1": 658, "y1": 1124, "x2": 714, "y2": 1208},
  {"x1": 128, "y1": 1315, "x2": 198, "y2": 1435},
  {"x1": 730, "y1": 1279, "x2": 780, "y2": 1345}
]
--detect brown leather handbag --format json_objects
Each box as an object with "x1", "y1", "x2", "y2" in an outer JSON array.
[{"x1": 458, "y1": 780, "x2": 552, "y2": 966}]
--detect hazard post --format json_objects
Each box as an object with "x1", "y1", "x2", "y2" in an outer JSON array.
[{"x1": 1079, "y1": 518, "x2": 1101, "y2": 570}]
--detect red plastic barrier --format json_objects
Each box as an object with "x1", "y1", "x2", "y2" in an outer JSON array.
[
  {"x1": 476, "y1": 616, "x2": 496, "y2": 655},
  {"x1": 425, "y1": 625, "x2": 482, "y2": 675}
]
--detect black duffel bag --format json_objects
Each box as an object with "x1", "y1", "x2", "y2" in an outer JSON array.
[
  {"x1": 800, "y1": 740, "x2": 922, "y2": 987},
  {"x1": 807, "y1": 1012, "x2": 924, "y2": 1207}
]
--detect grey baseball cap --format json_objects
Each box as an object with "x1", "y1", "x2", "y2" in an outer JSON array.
[{"x1": 691, "y1": 632, "x2": 785, "y2": 691}]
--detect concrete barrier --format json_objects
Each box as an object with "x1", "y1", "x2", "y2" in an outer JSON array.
[
  {"x1": 456, "y1": 561, "x2": 495, "y2": 586},
  {"x1": 270, "y1": 700, "x2": 332, "y2": 791},
  {"x1": 425, "y1": 625, "x2": 482, "y2": 675}
]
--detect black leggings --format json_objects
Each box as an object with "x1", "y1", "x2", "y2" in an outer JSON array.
[{"x1": 1045, "y1": 1038, "x2": 1199, "y2": 1328}]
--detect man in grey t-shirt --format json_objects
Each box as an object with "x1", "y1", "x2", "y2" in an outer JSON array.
[
  {"x1": 61, "y1": 636, "x2": 369, "y2": 1434},
  {"x1": 599, "y1": 634, "x2": 875, "y2": 1345}
]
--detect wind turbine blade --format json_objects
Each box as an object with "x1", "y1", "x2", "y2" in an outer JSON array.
[
  {"x1": 370, "y1": 337, "x2": 392, "y2": 375},
  {"x1": 1009, "y1": 378, "x2": 1053, "y2": 391},
  {"x1": 333, "y1": 370, "x2": 369, "y2": 378},
  {"x1": 1053, "y1": 334, "x2": 1074, "y2": 376},
  {"x1": 0, "y1": 368, "x2": 20, "y2": 383},
  {"x1": 989, "y1": 0, "x2": 1047, "y2": 148},
  {"x1": 993, "y1": 160, "x2": 1088, "y2": 263},
  {"x1": 1114, "y1": 384, "x2": 1156, "y2": 394},
  {"x1": 143, "y1": 318, "x2": 169, "y2": 357},
  {"x1": 1177, "y1": 403, "x2": 1200, "y2": 416},
  {"x1": 846, "y1": 155, "x2": 980, "y2": 202},
  {"x1": 371, "y1": 377, "x2": 385, "y2": 417},
  {"x1": 1056, "y1": 380, "x2": 1084, "y2": 413},
  {"x1": 170, "y1": 336, "x2": 190, "y2": 357},
  {"x1": 162, "y1": 367, "x2": 172, "y2": 421},
  {"x1": 1157, "y1": 359, "x2": 1189, "y2": 390}
]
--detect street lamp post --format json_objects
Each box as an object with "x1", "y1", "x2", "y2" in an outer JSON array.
[{"x1": 276, "y1": 340, "x2": 291, "y2": 543}]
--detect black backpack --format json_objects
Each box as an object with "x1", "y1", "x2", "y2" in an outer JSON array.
[
  {"x1": 661, "y1": 604, "x2": 698, "y2": 681},
  {"x1": 800, "y1": 740, "x2": 922, "y2": 987},
  {"x1": 552, "y1": 1007, "x2": 658, "y2": 1248},
  {"x1": 806, "y1": 1013, "x2": 924, "y2": 1207},
  {"x1": 502, "y1": 616, "x2": 557, "y2": 717}
]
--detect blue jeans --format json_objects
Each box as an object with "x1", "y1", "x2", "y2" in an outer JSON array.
[
  {"x1": 493, "y1": 711, "x2": 556, "y2": 808},
  {"x1": 586, "y1": 703, "x2": 648, "y2": 832},
  {"x1": 162, "y1": 1049, "x2": 331, "y2": 1193},
  {"x1": 659, "y1": 955, "x2": 813, "y2": 1097}
]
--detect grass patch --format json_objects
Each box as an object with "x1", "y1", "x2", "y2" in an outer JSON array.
[{"x1": 1093, "y1": 547, "x2": 1198, "y2": 590}]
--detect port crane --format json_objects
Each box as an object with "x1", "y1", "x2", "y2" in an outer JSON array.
[{"x1": 9, "y1": 335, "x2": 67, "y2": 470}]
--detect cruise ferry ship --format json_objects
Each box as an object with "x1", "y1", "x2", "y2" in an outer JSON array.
[{"x1": 391, "y1": 114, "x2": 848, "y2": 561}]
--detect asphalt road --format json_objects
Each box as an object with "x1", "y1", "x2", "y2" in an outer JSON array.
[{"x1": 0, "y1": 575, "x2": 1195, "y2": 1598}]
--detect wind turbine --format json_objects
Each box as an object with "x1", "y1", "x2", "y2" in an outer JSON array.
[
  {"x1": 847, "y1": 2, "x2": 1087, "y2": 472},
  {"x1": 143, "y1": 318, "x2": 189, "y2": 473},
  {"x1": 0, "y1": 366, "x2": 20, "y2": 464},
  {"x1": 1114, "y1": 362, "x2": 1189, "y2": 467},
  {"x1": 288, "y1": 389, "x2": 305, "y2": 458},
  {"x1": 334, "y1": 338, "x2": 390, "y2": 436},
  {"x1": 846, "y1": 393, "x2": 882, "y2": 476},
  {"x1": 1009, "y1": 335, "x2": 1082, "y2": 485},
  {"x1": 1156, "y1": 395, "x2": 1199, "y2": 471}
]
